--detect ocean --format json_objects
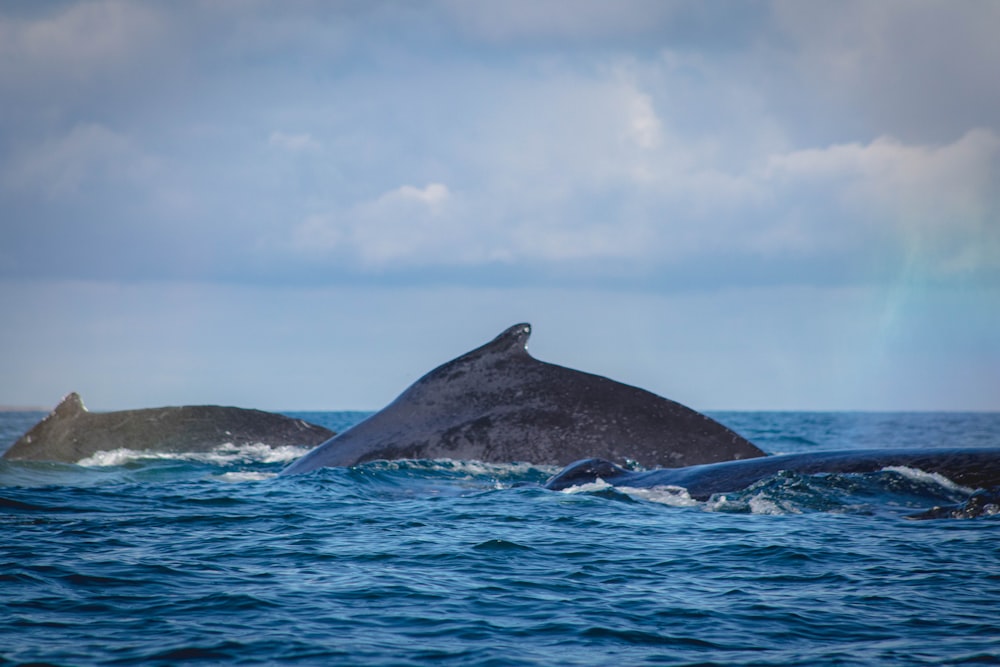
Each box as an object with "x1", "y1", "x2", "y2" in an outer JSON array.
[{"x1": 2, "y1": 410, "x2": 999, "y2": 666}]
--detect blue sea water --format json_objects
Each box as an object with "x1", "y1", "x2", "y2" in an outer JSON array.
[{"x1": 2, "y1": 410, "x2": 1000, "y2": 666}]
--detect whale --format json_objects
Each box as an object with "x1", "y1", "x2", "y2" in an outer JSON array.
[
  {"x1": 544, "y1": 448, "x2": 1000, "y2": 501},
  {"x1": 282, "y1": 323, "x2": 765, "y2": 475},
  {"x1": 3, "y1": 392, "x2": 335, "y2": 463},
  {"x1": 909, "y1": 487, "x2": 1000, "y2": 520}
]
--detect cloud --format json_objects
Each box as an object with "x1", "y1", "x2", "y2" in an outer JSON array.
[
  {"x1": 0, "y1": 0, "x2": 174, "y2": 121},
  {"x1": 395, "y1": 182, "x2": 450, "y2": 206},
  {"x1": 0, "y1": 1, "x2": 997, "y2": 292},
  {"x1": 293, "y1": 183, "x2": 475, "y2": 266},
  {"x1": 626, "y1": 88, "x2": 661, "y2": 150},
  {"x1": 768, "y1": 0, "x2": 1000, "y2": 142},
  {"x1": 0, "y1": 1, "x2": 165, "y2": 80},
  {"x1": 282, "y1": 122, "x2": 999, "y2": 287},
  {"x1": 438, "y1": 0, "x2": 766, "y2": 49},
  {"x1": 3, "y1": 122, "x2": 157, "y2": 197},
  {"x1": 761, "y1": 128, "x2": 1000, "y2": 275},
  {"x1": 440, "y1": 0, "x2": 676, "y2": 42},
  {"x1": 268, "y1": 131, "x2": 322, "y2": 153}
]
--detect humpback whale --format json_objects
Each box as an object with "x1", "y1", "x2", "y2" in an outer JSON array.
[
  {"x1": 3, "y1": 392, "x2": 335, "y2": 463},
  {"x1": 544, "y1": 448, "x2": 1000, "y2": 499},
  {"x1": 909, "y1": 487, "x2": 1000, "y2": 520},
  {"x1": 282, "y1": 323, "x2": 764, "y2": 475}
]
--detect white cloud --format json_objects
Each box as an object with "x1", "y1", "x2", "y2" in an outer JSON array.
[
  {"x1": 3, "y1": 123, "x2": 157, "y2": 197},
  {"x1": 2, "y1": 1, "x2": 998, "y2": 292},
  {"x1": 761, "y1": 128, "x2": 1000, "y2": 274},
  {"x1": 292, "y1": 182, "x2": 470, "y2": 265},
  {"x1": 0, "y1": 1, "x2": 168, "y2": 86},
  {"x1": 439, "y1": 0, "x2": 680, "y2": 43},
  {"x1": 394, "y1": 183, "x2": 450, "y2": 207},
  {"x1": 285, "y1": 118, "x2": 998, "y2": 284},
  {"x1": 627, "y1": 89, "x2": 661, "y2": 150},
  {"x1": 769, "y1": 0, "x2": 1000, "y2": 141},
  {"x1": 292, "y1": 214, "x2": 343, "y2": 252},
  {"x1": 268, "y1": 131, "x2": 321, "y2": 153}
]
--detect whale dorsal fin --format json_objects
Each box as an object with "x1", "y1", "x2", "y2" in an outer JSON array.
[
  {"x1": 485, "y1": 322, "x2": 531, "y2": 354},
  {"x1": 53, "y1": 392, "x2": 87, "y2": 418},
  {"x1": 433, "y1": 323, "x2": 532, "y2": 373}
]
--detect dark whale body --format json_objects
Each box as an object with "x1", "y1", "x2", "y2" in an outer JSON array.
[
  {"x1": 283, "y1": 323, "x2": 764, "y2": 474},
  {"x1": 3, "y1": 392, "x2": 335, "y2": 463},
  {"x1": 910, "y1": 487, "x2": 1000, "y2": 520},
  {"x1": 544, "y1": 448, "x2": 1000, "y2": 501}
]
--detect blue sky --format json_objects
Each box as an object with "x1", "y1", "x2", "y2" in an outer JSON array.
[{"x1": 1, "y1": 1, "x2": 998, "y2": 411}]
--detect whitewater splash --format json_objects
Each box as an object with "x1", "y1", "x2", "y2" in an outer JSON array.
[
  {"x1": 555, "y1": 464, "x2": 978, "y2": 516},
  {"x1": 76, "y1": 442, "x2": 312, "y2": 467},
  {"x1": 7, "y1": 440, "x2": 994, "y2": 519}
]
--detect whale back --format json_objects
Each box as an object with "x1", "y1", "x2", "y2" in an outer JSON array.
[
  {"x1": 282, "y1": 323, "x2": 765, "y2": 474},
  {"x1": 544, "y1": 448, "x2": 1000, "y2": 499},
  {"x1": 3, "y1": 393, "x2": 334, "y2": 463}
]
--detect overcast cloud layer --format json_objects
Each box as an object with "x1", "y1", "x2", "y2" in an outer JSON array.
[{"x1": 1, "y1": 1, "x2": 998, "y2": 410}]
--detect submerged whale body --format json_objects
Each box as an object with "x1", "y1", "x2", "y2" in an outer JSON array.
[
  {"x1": 544, "y1": 448, "x2": 1000, "y2": 501},
  {"x1": 282, "y1": 323, "x2": 764, "y2": 475},
  {"x1": 3, "y1": 392, "x2": 335, "y2": 463},
  {"x1": 910, "y1": 487, "x2": 1000, "y2": 520}
]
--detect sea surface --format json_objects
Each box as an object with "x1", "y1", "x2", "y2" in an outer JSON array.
[{"x1": 2, "y1": 410, "x2": 999, "y2": 666}]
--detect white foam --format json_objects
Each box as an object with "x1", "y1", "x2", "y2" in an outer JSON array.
[
  {"x1": 558, "y1": 480, "x2": 702, "y2": 507},
  {"x1": 747, "y1": 493, "x2": 799, "y2": 515},
  {"x1": 76, "y1": 442, "x2": 312, "y2": 467},
  {"x1": 704, "y1": 494, "x2": 739, "y2": 512},
  {"x1": 618, "y1": 485, "x2": 700, "y2": 507},
  {"x1": 882, "y1": 465, "x2": 975, "y2": 493},
  {"x1": 559, "y1": 478, "x2": 613, "y2": 494},
  {"x1": 211, "y1": 443, "x2": 312, "y2": 464},
  {"x1": 77, "y1": 448, "x2": 154, "y2": 466},
  {"x1": 370, "y1": 458, "x2": 556, "y2": 478},
  {"x1": 701, "y1": 492, "x2": 797, "y2": 515},
  {"x1": 447, "y1": 459, "x2": 554, "y2": 476},
  {"x1": 216, "y1": 471, "x2": 277, "y2": 482}
]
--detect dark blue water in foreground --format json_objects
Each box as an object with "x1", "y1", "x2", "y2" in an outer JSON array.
[{"x1": 2, "y1": 411, "x2": 1000, "y2": 666}]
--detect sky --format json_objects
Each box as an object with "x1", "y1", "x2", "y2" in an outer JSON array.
[{"x1": 1, "y1": 0, "x2": 998, "y2": 412}]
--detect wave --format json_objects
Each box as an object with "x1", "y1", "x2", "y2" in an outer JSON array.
[
  {"x1": 283, "y1": 459, "x2": 558, "y2": 501},
  {"x1": 2, "y1": 446, "x2": 993, "y2": 519},
  {"x1": 76, "y1": 442, "x2": 313, "y2": 467},
  {"x1": 355, "y1": 458, "x2": 556, "y2": 478},
  {"x1": 555, "y1": 465, "x2": 981, "y2": 517},
  {"x1": 215, "y1": 471, "x2": 278, "y2": 483}
]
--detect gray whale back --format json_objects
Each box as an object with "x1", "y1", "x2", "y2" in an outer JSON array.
[
  {"x1": 544, "y1": 448, "x2": 1000, "y2": 500},
  {"x1": 3, "y1": 392, "x2": 335, "y2": 463},
  {"x1": 282, "y1": 323, "x2": 765, "y2": 474}
]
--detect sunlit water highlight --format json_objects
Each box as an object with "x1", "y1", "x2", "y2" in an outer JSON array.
[{"x1": 2, "y1": 411, "x2": 999, "y2": 666}]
